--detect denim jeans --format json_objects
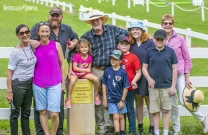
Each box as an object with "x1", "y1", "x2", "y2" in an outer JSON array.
[
  {"x1": 125, "y1": 90, "x2": 136, "y2": 133},
  {"x1": 10, "y1": 78, "x2": 33, "y2": 135}
]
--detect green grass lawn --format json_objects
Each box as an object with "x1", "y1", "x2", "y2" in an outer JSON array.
[{"x1": 0, "y1": 0, "x2": 208, "y2": 134}]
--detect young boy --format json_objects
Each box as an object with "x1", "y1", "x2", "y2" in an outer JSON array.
[
  {"x1": 142, "y1": 29, "x2": 178, "y2": 135},
  {"x1": 117, "y1": 35, "x2": 142, "y2": 134},
  {"x1": 102, "y1": 50, "x2": 130, "y2": 135}
]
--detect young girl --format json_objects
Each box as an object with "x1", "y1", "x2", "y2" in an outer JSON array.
[{"x1": 65, "y1": 38, "x2": 101, "y2": 108}]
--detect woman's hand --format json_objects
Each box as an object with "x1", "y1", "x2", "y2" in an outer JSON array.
[
  {"x1": 185, "y1": 74, "x2": 192, "y2": 89},
  {"x1": 6, "y1": 91, "x2": 13, "y2": 103},
  {"x1": 61, "y1": 81, "x2": 66, "y2": 91}
]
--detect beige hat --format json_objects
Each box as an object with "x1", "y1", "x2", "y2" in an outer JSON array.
[
  {"x1": 183, "y1": 85, "x2": 204, "y2": 112},
  {"x1": 84, "y1": 9, "x2": 108, "y2": 24}
]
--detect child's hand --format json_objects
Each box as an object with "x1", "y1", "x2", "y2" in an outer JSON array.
[
  {"x1": 169, "y1": 87, "x2": 176, "y2": 96},
  {"x1": 85, "y1": 68, "x2": 91, "y2": 72},
  {"x1": 118, "y1": 101, "x2": 124, "y2": 109},
  {"x1": 131, "y1": 81, "x2": 138, "y2": 89},
  {"x1": 147, "y1": 78, "x2": 155, "y2": 88},
  {"x1": 103, "y1": 99, "x2": 108, "y2": 108}
]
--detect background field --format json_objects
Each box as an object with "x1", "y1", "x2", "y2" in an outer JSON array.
[{"x1": 0, "y1": 0, "x2": 208, "y2": 134}]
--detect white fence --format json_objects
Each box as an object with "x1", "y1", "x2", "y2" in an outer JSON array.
[{"x1": 0, "y1": 0, "x2": 208, "y2": 120}]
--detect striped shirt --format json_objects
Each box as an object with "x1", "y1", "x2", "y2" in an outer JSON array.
[
  {"x1": 8, "y1": 45, "x2": 37, "y2": 81},
  {"x1": 81, "y1": 24, "x2": 127, "y2": 67}
]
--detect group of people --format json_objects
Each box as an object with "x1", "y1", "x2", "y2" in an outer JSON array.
[{"x1": 5, "y1": 6, "x2": 208, "y2": 135}]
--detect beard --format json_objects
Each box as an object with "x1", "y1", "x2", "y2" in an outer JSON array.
[{"x1": 50, "y1": 23, "x2": 60, "y2": 28}]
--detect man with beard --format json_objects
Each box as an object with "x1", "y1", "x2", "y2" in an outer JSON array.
[
  {"x1": 81, "y1": 9, "x2": 127, "y2": 135},
  {"x1": 30, "y1": 7, "x2": 78, "y2": 135}
]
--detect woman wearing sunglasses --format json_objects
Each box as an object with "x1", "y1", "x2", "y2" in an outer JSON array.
[
  {"x1": 161, "y1": 14, "x2": 208, "y2": 134},
  {"x1": 128, "y1": 21, "x2": 155, "y2": 135},
  {"x1": 6, "y1": 24, "x2": 37, "y2": 135},
  {"x1": 32, "y1": 22, "x2": 65, "y2": 135}
]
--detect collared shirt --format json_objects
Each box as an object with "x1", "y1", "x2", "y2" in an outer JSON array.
[
  {"x1": 144, "y1": 46, "x2": 178, "y2": 88},
  {"x1": 166, "y1": 30, "x2": 192, "y2": 74},
  {"x1": 30, "y1": 23, "x2": 79, "y2": 62},
  {"x1": 81, "y1": 24, "x2": 127, "y2": 67}
]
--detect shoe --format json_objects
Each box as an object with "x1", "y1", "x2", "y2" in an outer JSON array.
[
  {"x1": 94, "y1": 94, "x2": 101, "y2": 105},
  {"x1": 65, "y1": 98, "x2": 71, "y2": 108},
  {"x1": 202, "y1": 116, "x2": 208, "y2": 133},
  {"x1": 148, "y1": 125, "x2": 155, "y2": 135},
  {"x1": 96, "y1": 133, "x2": 105, "y2": 135},
  {"x1": 128, "y1": 132, "x2": 137, "y2": 135},
  {"x1": 173, "y1": 132, "x2": 182, "y2": 135},
  {"x1": 138, "y1": 124, "x2": 143, "y2": 135}
]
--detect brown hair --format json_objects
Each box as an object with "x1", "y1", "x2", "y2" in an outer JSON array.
[
  {"x1": 76, "y1": 38, "x2": 92, "y2": 53},
  {"x1": 161, "y1": 14, "x2": 174, "y2": 24},
  {"x1": 128, "y1": 30, "x2": 149, "y2": 44}
]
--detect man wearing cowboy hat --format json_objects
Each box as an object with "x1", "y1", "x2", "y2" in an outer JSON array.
[
  {"x1": 30, "y1": 6, "x2": 79, "y2": 135},
  {"x1": 81, "y1": 9, "x2": 128, "y2": 135}
]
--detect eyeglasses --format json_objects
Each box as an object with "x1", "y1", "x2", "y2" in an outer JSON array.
[
  {"x1": 163, "y1": 22, "x2": 173, "y2": 26},
  {"x1": 18, "y1": 30, "x2": 30, "y2": 36},
  {"x1": 156, "y1": 38, "x2": 164, "y2": 41},
  {"x1": 39, "y1": 22, "x2": 50, "y2": 26}
]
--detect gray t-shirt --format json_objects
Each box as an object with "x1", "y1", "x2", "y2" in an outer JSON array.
[{"x1": 8, "y1": 45, "x2": 37, "y2": 81}]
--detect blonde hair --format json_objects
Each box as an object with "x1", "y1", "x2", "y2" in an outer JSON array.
[
  {"x1": 76, "y1": 38, "x2": 92, "y2": 53},
  {"x1": 128, "y1": 30, "x2": 149, "y2": 44},
  {"x1": 161, "y1": 14, "x2": 174, "y2": 24}
]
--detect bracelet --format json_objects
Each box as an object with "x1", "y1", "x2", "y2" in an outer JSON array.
[
  {"x1": 62, "y1": 78, "x2": 66, "y2": 81},
  {"x1": 7, "y1": 90, "x2": 12, "y2": 93},
  {"x1": 121, "y1": 100, "x2": 125, "y2": 102}
]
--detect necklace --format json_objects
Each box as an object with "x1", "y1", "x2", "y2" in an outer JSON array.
[{"x1": 20, "y1": 44, "x2": 34, "y2": 61}]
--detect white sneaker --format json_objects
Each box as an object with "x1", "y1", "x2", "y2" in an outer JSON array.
[{"x1": 202, "y1": 116, "x2": 208, "y2": 133}]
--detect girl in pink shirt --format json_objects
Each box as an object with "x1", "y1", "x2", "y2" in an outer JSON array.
[{"x1": 65, "y1": 38, "x2": 101, "y2": 108}]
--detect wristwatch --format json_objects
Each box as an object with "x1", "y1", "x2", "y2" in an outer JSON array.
[{"x1": 121, "y1": 100, "x2": 125, "y2": 102}]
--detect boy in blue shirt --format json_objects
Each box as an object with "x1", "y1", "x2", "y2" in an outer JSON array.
[
  {"x1": 102, "y1": 50, "x2": 130, "y2": 135},
  {"x1": 142, "y1": 29, "x2": 178, "y2": 135}
]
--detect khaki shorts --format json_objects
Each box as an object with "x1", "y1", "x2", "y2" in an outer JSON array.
[{"x1": 149, "y1": 88, "x2": 172, "y2": 113}]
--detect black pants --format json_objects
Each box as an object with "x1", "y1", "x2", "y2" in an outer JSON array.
[
  {"x1": 34, "y1": 91, "x2": 64, "y2": 135},
  {"x1": 10, "y1": 78, "x2": 33, "y2": 135}
]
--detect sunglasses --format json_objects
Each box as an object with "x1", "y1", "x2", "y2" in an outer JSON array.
[
  {"x1": 18, "y1": 30, "x2": 30, "y2": 36},
  {"x1": 39, "y1": 22, "x2": 50, "y2": 26},
  {"x1": 163, "y1": 22, "x2": 173, "y2": 26},
  {"x1": 156, "y1": 38, "x2": 164, "y2": 41}
]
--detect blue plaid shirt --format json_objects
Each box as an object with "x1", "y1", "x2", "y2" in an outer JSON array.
[{"x1": 81, "y1": 25, "x2": 127, "y2": 67}]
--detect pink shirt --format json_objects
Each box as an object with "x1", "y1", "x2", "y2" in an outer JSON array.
[
  {"x1": 166, "y1": 30, "x2": 192, "y2": 74},
  {"x1": 33, "y1": 40, "x2": 62, "y2": 87},
  {"x1": 72, "y1": 52, "x2": 92, "y2": 77}
]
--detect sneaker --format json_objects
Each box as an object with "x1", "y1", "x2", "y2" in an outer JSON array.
[
  {"x1": 173, "y1": 132, "x2": 182, "y2": 135},
  {"x1": 94, "y1": 94, "x2": 101, "y2": 105},
  {"x1": 202, "y1": 116, "x2": 208, "y2": 133},
  {"x1": 65, "y1": 98, "x2": 71, "y2": 108}
]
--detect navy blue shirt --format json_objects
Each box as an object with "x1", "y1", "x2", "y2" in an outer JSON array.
[
  {"x1": 102, "y1": 66, "x2": 130, "y2": 103},
  {"x1": 143, "y1": 46, "x2": 178, "y2": 88},
  {"x1": 81, "y1": 25, "x2": 127, "y2": 67},
  {"x1": 30, "y1": 23, "x2": 79, "y2": 62}
]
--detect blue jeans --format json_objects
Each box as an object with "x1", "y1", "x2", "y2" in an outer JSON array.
[{"x1": 126, "y1": 90, "x2": 136, "y2": 133}]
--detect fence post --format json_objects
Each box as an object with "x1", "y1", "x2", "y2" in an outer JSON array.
[
  {"x1": 112, "y1": 13, "x2": 116, "y2": 26},
  {"x1": 45, "y1": 1, "x2": 48, "y2": 6},
  {"x1": 62, "y1": 2, "x2": 66, "y2": 11},
  {"x1": 37, "y1": 0, "x2": 39, "y2": 4},
  {"x1": 143, "y1": 19, "x2": 148, "y2": 33},
  {"x1": 79, "y1": 5, "x2": 84, "y2": 20},
  {"x1": 40, "y1": 0, "x2": 43, "y2": 5},
  {"x1": 98, "y1": 0, "x2": 101, "y2": 3},
  {"x1": 201, "y1": 5, "x2": 205, "y2": 21},
  {"x1": 186, "y1": 28, "x2": 192, "y2": 47},
  {"x1": 112, "y1": 0, "x2": 115, "y2": 6},
  {"x1": 126, "y1": 16, "x2": 130, "y2": 29},
  {"x1": 32, "y1": 0, "x2": 35, "y2": 2},
  {"x1": 146, "y1": 0, "x2": 149, "y2": 12},
  {"x1": 171, "y1": 2, "x2": 174, "y2": 16},
  {"x1": 128, "y1": 0, "x2": 130, "y2": 8},
  {"x1": 50, "y1": 1, "x2": 53, "y2": 7}
]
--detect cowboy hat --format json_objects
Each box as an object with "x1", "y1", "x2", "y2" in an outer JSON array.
[
  {"x1": 183, "y1": 85, "x2": 204, "y2": 112},
  {"x1": 84, "y1": 9, "x2": 108, "y2": 24}
]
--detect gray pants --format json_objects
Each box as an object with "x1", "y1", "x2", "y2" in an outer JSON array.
[{"x1": 92, "y1": 68, "x2": 114, "y2": 133}]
